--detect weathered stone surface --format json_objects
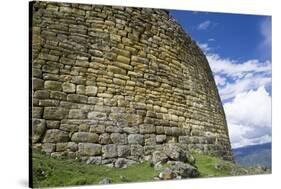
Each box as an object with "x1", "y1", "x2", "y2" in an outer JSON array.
[
  {"x1": 42, "y1": 143, "x2": 56, "y2": 153},
  {"x1": 32, "y1": 107, "x2": 43, "y2": 118},
  {"x1": 102, "y1": 144, "x2": 118, "y2": 158},
  {"x1": 87, "y1": 156, "x2": 102, "y2": 164},
  {"x1": 163, "y1": 144, "x2": 187, "y2": 162},
  {"x1": 67, "y1": 94, "x2": 88, "y2": 103},
  {"x1": 117, "y1": 145, "x2": 130, "y2": 157},
  {"x1": 78, "y1": 143, "x2": 102, "y2": 156},
  {"x1": 44, "y1": 81, "x2": 62, "y2": 91},
  {"x1": 115, "y1": 158, "x2": 137, "y2": 168},
  {"x1": 71, "y1": 132, "x2": 99, "y2": 143},
  {"x1": 32, "y1": 2, "x2": 233, "y2": 163},
  {"x1": 152, "y1": 151, "x2": 168, "y2": 165},
  {"x1": 130, "y1": 144, "x2": 143, "y2": 157},
  {"x1": 46, "y1": 120, "x2": 60, "y2": 129},
  {"x1": 33, "y1": 78, "x2": 44, "y2": 90},
  {"x1": 32, "y1": 119, "x2": 46, "y2": 143},
  {"x1": 159, "y1": 167, "x2": 175, "y2": 180},
  {"x1": 156, "y1": 135, "x2": 167, "y2": 144},
  {"x1": 43, "y1": 107, "x2": 68, "y2": 120},
  {"x1": 68, "y1": 109, "x2": 86, "y2": 119},
  {"x1": 169, "y1": 161, "x2": 199, "y2": 178},
  {"x1": 62, "y1": 82, "x2": 76, "y2": 93},
  {"x1": 128, "y1": 134, "x2": 144, "y2": 145},
  {"x1": 139, "y1": 124, "x2": 155, "y2": 134},
  {"x1": 110, "y1": 133, "x2": 127, "y2": 144},
  {"x1": 88, "y1": 111, "x2": 107, "y2": 120},
  {"x1": 42, "y1": 129, "x2": 69, "y2": 143},
  {"x1": 60, "y1": 124, "x2": 78, "y2": 132},
  {"x1": 85, "y1": 86, "x2": 98, "y2": 96}
]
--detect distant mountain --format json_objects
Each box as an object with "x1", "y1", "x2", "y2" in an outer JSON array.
[{"x1": 232, "y1": 142, "x2": 272, "y2": 169}]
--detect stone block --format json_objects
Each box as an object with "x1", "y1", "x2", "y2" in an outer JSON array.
[
  {"x1": 128, "y1": 134, "x2": 144, "y2": 145},
  {"x1": 111, "y1": 133, "x2": 127, "y2": 144},
  {"x1": 139, "y1": 124, "x2": 155, "y2": 134},
  {"x1": 68, "y1": 109, "x2": 86, "y2": 119},
  {"x1": 102, "y1": 144, "x2": 118, "y2": 158},
  {"x1": 85, "y1": 86, "x2": 98, "y2": 96},
  {"x1": 117, "y1": 145, "x2": 130, "y2": 157},
  {"x1": 43, "y1": 107, "x2": 68, "y2": 120},
  {"x1": 62, "y1": 82, "x2": 76, "y2": 93},
  {"x1": 46, "y1": 120, "x2": 60, "y2": 129},
  {"x1": 78, "y1": 143, "x2": 102, "y2": 156},
  {"x1": 67, "y1": 94, "x2": 88, "y2": 103},
  {"x1": 44, "y1": 81, "x2": 62, "y2": 91},
  {"x1": 33, "y1": 78, "x2": 44, "y2": 90},
  {"x1": 71, "y1": 132, "x2": 99, "y2": 143},
  {"x1": 32, "y1": 107, "x2": 43, "y2": 118},
  {"x1": 42, "y1": 129, "x2": 69, "y2": 143},
  {"x1": 130, "y1": 144, "x2": 143, "y2": 157},
  {"x1": 32, "y1": 119, "x2": 46, "y2": 143},
  {"x1": 88, "y1": 111, "x2": 107, "y2": 120},
  {"x1": 99, "y1": 133, "x2": 111, "y2": 144}
]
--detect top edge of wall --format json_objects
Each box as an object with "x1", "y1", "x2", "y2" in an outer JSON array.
[{"x1": 35, "y1": 0, "x2": 272, "y2": 16}]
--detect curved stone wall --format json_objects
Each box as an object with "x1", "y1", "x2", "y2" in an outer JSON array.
[{"x1": 31, "y1": 1, "x2": 233, "y2": 163}]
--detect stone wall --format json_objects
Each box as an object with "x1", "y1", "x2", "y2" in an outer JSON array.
[{"x1": 31, "y1": 1, "x2": 233, "y2": 165}]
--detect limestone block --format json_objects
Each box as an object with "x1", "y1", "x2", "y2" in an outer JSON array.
[
  {"x1": 99, "y1": 133, "x2": 111, "y2": 144},
  {"x1": 68, "y1": 109, "x2": 86, "y2": 119},
  {"x1": 43, "y1": 107, "x2": 68, "y2": 120},
  {"x1": 102, "y1": 144, "x2": 118, "y2": 158},
  {"x1": 62, "y1": 82, "x2": 75, "y2": 93},
  {"x1": 88, "y1": 111, "x2": 107, "y2": 120},
  {"x1": 85, "y1": 86, "x2": 98, "y2": 96},
  {"x1": 78, "y1": 143, "x2": 102, "y2": 156},
  {"x1": 46, "y1": 120, "x2": 60, "y2": 129},
  {"x1": 111, "y1": 133, "x2": 127, "y2": 144},
  {"x1": 130, "y1": 144, "x2": 143, "y2": 157},
  {"x1": 128, "y1": 134, "x2": 144, "y2": 145},
  {"x1": 32, "y1": 119, "x2": 46, "y2": 143},
  {"x1": 139, "y1": 124, "x2": 155, "y2": 134},
  {"x1": 67, "y1": 94, "x2": 88, "y2": 103},
  {"x1": 33, "y1": 78, "x2": 44, "y2": 90},
  {"x1": 60, "y1": 124, "x2": 78, "y2": 132},
  {"x1": 32, "y1": 107, "x2": 43, "y2": 118},
  {"x1": 117, "y1": 145, "x2": 130, "y2": 157},
  {"x1": 42, "y1": 129, "x2": 69, "y2": 143},
  {"x1": 156, "y1": 135, "x2": 167, "y2": 144},
  {"x1": 71, "y1": 132, "x2": 99, "y2": 143},
  {"x1": 44, "y1": 81, "x2": 62, "y2": 91}
]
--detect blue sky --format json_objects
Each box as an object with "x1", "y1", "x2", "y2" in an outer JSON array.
[{"x1": 170, "y1": 10, "x2": 272, "y2": 148}]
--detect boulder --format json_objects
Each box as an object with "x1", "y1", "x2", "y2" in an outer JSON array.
[
  {"x1": 163, "y1": 144, "x2": 187, "y2": 162},
  {"x1": 169, "y1": 161, "x2": 199, "y2": 178},
  {"x1": 152, "y1": 151, "x2": 168, "y2": 165},
  {"x1": 159, "y1": 168, "x2": 175, "y2": 180}
]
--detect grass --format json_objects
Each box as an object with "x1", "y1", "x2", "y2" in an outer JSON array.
[
  {"x1": 32, "y1": 150, "x2": 269, "y2": 188},
  {"x1": 32, "y1": 151, "x2": 157, "y2": 188}
]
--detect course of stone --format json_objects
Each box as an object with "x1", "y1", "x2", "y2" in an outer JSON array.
[{"x1": 31, "y1": 1, "x2": 233, "y2": 168}]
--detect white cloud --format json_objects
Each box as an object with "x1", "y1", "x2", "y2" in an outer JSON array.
[
  {"x1": 259, "y1": 17, "x2": 272, "y2": 59},
  {"x1": 224, "y1": 86, "x2": 272, "y2": 148},
  {"x1": 196, "y1": 39, "x2": 272, "y2": 148},
  {"x1": 214, "y1": 75, "x2": 226, "y2": 86},
  {"x1": 197, "y1": 42, "x2": 212, "y2": 53},
  {"x1": 207, "y1": 54, "x2": 271, "y2": 78},
  {"x1": 197, "y1": 20, "x2": 211, "y2": 30},
  {"x1": 208, "y1": 38, "x2": 216, "y2": 42},
  {"x1": 207, "y1": 53, "x2": 271, "y2": 101}
]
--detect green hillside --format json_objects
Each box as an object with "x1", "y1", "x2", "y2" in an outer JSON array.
[{"x1": 31, "y1": 150, "x2": 270, "y2": 188}]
